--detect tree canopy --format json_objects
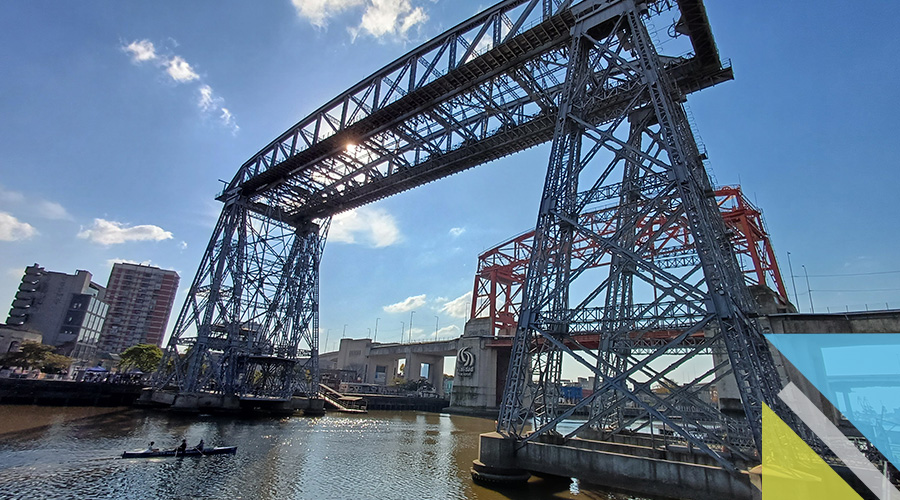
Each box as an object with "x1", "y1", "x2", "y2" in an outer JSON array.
[
  {"x1": 42, "y1": 353, "x2": 73, "y2": 374},
  {"x1": 118, "y1": 344, "x2": 163, "y2": 373},
  {"x1": 2, "y1": 341, "x2": 55, "y2": 370}
]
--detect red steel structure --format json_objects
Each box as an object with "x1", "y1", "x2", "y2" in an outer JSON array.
[{"x1": 470, "y1": 185, "x2": 787, "y2": 337}]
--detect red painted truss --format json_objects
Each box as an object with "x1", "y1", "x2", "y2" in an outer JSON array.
[{"x1": 470, "y1": 185, "x2": 787, "y2": 336}]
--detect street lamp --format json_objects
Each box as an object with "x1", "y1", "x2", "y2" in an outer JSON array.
[
  {"x1": 374, "y1": 317, "x2": 380, "y2": 343},
  {"x1": 409, "y1": 310, "x2": 415, "y2": 343},
  {"x1": 786, "y1": 251, "x2": 800, "y2": 309},
  {"x1": 434, "y1": 315, "x2": 439, "y2": 336},
  {"x1": 802, "y1": 265, "x2": 815, "y2": 313},
  {"x1": 400, "y1": 321, "x2": 405, "y2": 343}
]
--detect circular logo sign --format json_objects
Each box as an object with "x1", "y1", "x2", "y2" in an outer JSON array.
[{"x1": 456, "y1": 347, "x2": 475, "y2": 377}]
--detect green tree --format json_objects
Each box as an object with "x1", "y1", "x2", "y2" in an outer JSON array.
[
  {"x1": 41, "y1": 353, "x2": 73, "y2": 374},
  {"x1": 118, "y1": 344, "x2": 163, "y2": 373},
  {"x1": 2, "y1": 341, "x2": 54, "y2": 370}
]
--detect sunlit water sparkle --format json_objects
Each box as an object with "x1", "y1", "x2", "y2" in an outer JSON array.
[{"x1": 0, "y1": 406, "x2": 642, "y2": 500}]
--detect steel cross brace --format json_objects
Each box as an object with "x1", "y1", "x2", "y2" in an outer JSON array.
[{"x1": 498, "y1": 0, "x2": 779, "y2": 469}]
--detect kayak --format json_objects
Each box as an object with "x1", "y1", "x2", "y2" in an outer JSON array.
[{"x1": 122, "y1": 446, "x2": 237, "y2": 458}]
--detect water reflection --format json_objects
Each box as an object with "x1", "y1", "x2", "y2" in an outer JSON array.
[{"x1": 0, "y1": 406, "x2": 639, "y2": 499}]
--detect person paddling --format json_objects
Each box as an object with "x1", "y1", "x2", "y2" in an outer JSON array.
[{"x1": 176, "y1": 439, "x2": 187, "y2": 455}]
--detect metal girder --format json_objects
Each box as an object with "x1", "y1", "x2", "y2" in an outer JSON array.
[
  {"x1": 158, "y1": 0, "x2": 729, "y2": 408},
  {"x1": 496, "y1": 0, "x2": 783, "y2": 470},
  {"x1": 157, "y1": 197, "x2": 328, "y2": 401},
  {"x1": 469, "y1": 185, "x2": 788, "y2": 337},
  {"x1": 156, "y1": 0, "x2": 786, "y2": 467},
  {"x1": 218, "y1": 0, "x2": 728, "y2": 224}
]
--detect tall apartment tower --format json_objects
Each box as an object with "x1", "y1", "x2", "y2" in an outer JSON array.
[
  {"x1": 5, "y1": 264, "x2": 108, "y2": 361},
  {"x1": 98, "y1": 263, "x2": 179, "y2": 354}
]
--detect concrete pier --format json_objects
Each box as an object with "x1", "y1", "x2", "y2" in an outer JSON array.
[{"x1": 474, "y1": 432, "x2": 754, "y2": 500}]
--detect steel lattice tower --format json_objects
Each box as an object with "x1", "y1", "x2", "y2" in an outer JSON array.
[
  {"x1": 152, "y1": 0, "x2": 784, "y2": 467},
  {"x1": 497, "y1": 0, "x2": 782, "y2": 467}
]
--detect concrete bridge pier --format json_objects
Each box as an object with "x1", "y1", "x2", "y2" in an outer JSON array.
[
  {"x1": 473, "y1": 432, "x2": 755, "y2": 499},
  {"x1": 447, "y1": 318, "x2": 507, "y2": 416},
  {"x1": 405, "y1": 352, "x2": 444, "y2": 391}
]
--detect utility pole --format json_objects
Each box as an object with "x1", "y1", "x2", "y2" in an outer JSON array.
[
  {"x1": 434, "y1": 316, "x2": 439, "y2": 336},
  {"x1": 400, "y1": 321, "x2": 405, "y2": 343},
  {"x1": 409, "y1": 310, "x2": 415, "y2": 343},
  {"x1": 374, "y1": 317, "x2": 380, "y2": 343},
  {"x1": 787, "y1": 252, "x2": 800, "y2": 310},
  {"x1": 802, "y1": 265, "x2": 815, "y2": 313}
]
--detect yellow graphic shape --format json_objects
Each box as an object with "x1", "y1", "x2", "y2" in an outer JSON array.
[{"x1": 762, "y1": 404, "x2": 862, "y2": 499}]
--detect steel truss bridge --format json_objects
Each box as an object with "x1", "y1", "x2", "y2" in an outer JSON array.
[
  {"x1": 471, "y1": 184, "x2": 789, "y2": 339},
  {"x1": 156, "y1": 0, "x2": 791, "y2": 469}
]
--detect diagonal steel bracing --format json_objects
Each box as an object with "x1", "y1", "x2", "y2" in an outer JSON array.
[
  {"x1": 157, "y1": 0, "x2": 785, "y2": 467},
  {"x1": 496, "y1": 0, "x2": 784, "y2": 469}
]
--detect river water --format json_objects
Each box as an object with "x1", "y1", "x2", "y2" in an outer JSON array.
[{"x1": 0, "y1": 406, "x2": 643, "y2": 500}]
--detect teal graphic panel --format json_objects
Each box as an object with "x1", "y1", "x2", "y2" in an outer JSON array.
[{"x1": 766, "y1": 333, "x2": 900, "y2": 467}]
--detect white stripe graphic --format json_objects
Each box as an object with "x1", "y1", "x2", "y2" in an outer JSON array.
[{"x1": 778, "y1": 382, "x2": 900, "y2": 500}]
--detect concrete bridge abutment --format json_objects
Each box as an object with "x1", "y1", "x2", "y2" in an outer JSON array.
[
  {"x1": 474, "y1": 432, "x2": 754, "y2": 499},
  {"x1": 447, "y1": 318, "x2": 508, "y2": 416}
]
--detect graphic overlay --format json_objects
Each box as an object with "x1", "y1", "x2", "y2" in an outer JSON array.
[
  {"x1": 777, "y1": 383, "x2": 900, "y2": 499},
  {"x1": 766, "y1": 333, "x2": 900, "y2": 467},
  {"x1": 762, "y1": 403, "x2": 864, "y2": 499},
  {"x1": 763, "y1": 334, "x2": 900, "y2": 498}
]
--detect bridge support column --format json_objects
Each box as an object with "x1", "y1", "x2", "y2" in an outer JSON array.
[
  {"x1": 447, "y1": 318, "x2": 501, "y2": 416},
  {"x1": 471, "y1": 432, "x2": 530, "y2": 485},
  {"x1": 406, "y1": 352, "x2": 445, "y2": 393}
]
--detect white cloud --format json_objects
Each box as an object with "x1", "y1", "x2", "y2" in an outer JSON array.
[
  {"x1": 0, "y1": 212, "x2": 37, "y2": 241},
  {"x1": 439, "y1": 291, "x2": 471, "y2": 319},
  {"x1": 220, "y1": 108, "x2": 239, "y2": 134},
  {"x1": 398, "y1": 3, "x2": 428, "y2": 33},
  {"x1": 198, "y1": 84, "x2": 218, "y2": 111},
  {"x1": 449, "y1": 227, "x2": 465, "y2": 237},
  {"x1": 122, "y1": 41, "x2": 238, "y2": 132},
  {"x1": 0, "y1": 186, "x2": 25, "y2": 204},
  {"x1": 0, "y1": 185, "x2": 70, "y2": 220},
  {"x1": 432, "y1": 324, "x2": 460, "y2": 338},
  {"x1": 292, "y1": 0, "x2": 366, "y2": 27},
  {"x1": 77, "y1": 218, "x2": 173, "y2": 245},
  {"x1": 197, "y1": 86, "x2": 239, "y2": 134},
  {"x1": 293, "y1": 0, "x2": 428, "y2": 40},
  {"x1": 179, "y1": 241, "x2": 188, "y2": 250},
  {"x1": 383, "y1": 294, "x2": 427, "y2": 313},
  {"x1": 124, "y1": 39, "x2": 157, "y2": 62},
  {"x1": 36, "y1": 200, "x2": 72, "y2": 220},
  {"x1": 165, "y1": 56, "x2": 199, "y2": 82},
  {"x1": 330, "y1": 207, "x2": 400, "y2": 247},
  {"x1": 354, "y1": 0, "x2": 428, "y2": 39}
]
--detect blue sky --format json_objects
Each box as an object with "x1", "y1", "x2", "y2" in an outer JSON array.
[{"x1": 1, "y1": 0, "x2": 899, "y2": 357}]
